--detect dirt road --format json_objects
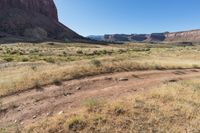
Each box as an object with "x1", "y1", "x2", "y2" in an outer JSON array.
[{"x1": 1, "y1": 69, "x2": 200, "y2": 128}]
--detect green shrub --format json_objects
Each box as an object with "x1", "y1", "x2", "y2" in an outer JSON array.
[
  {"x1": 31, "y1": 66, "x2": 37, "y2": 71},
  {"x1": 4, "y1": 57, "x2": 14, "y2": 62},
  {"x1": 45, "y1": 57, "x2": 55, "y2": 63},
  {"x1": 34, "y1": 81, "x2": 43, "y2": 91},
  {"x1": 10, "y1": 50, "x2": 18, "y2": 55},
  {"x1": 91, "y1": 59, "x2": 102, "y2": 67},
  {"x1": 22, "y1": 57, "x2": 29, "y2": 62},
  {"x1": 101, "y1": 50, "x2": 108, "y2": 54},
  {"x1": 76, "y1": 50, "x2": 83, "y2": 54},
  {"x1": 53, "y1": 79, "x2": 62, "y2": 86},
  {"x1": 64, "y1": 116, "x2": 86, "y2": 132},
  {"x1": 112, "y1": 104, "x2": 126, "y2": 116},
  {"x1": 48, "y1": 42, "x2": 55, "y2": 45},
  {"x1": 83, "y1": 98, "x2": 102, "y2": 112},
  {"x1": 63, "y1": 51, "x2": 67, "y2": 55},
  {"x1": 192, "y1": 64, "x2": 200, "y2": 69}
]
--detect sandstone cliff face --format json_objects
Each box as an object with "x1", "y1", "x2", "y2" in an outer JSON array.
[
  {"x1": 104, "y1": 30, "x2": 200, "y2": 43},
  {"x1": 0, "y1": 0, "x2": 83, "y2": 41},
  {"x1": 0, "y1": 0, "x2": 58, "y2": 21},
  {"x1": 165, "y1": 30, "x2": 200, "y2": 42}
]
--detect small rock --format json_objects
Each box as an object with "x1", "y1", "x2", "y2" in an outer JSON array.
[
  {"x1": 169, "y1": 79, "x2": 178, "y2": 83},
  {"x1": 118, "y1": 78, "x2": 129, "y2": 81},
  {"x1": 104, "y1": 77, "x2": 113, "y2": 80},
  {"x1": 76, "y1": 87, "x2": 81, "y2": 90},
  {"x1": 63, "y1": 92, "x2": 73, "y2": 96},
  {"x1": 58, "y1": 111, "x2": 64, "y2": 115},
  {"x1": 46, "y1": 112, "x2": 51, "y2": 116},
  {"x1": 133, "y1": 89, "x2": 137, "y2": 91},
  {"x1": 32, "y1": 115, "x2": 37, "y2": 119},
  {"x1": 14, "y1": 120, "x2": 17, "y2": 123},
  {"x1": 20, "y1": 122, "x2": 24, "y2": 125}
]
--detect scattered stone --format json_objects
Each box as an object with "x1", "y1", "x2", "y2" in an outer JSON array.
[
  {"x1": 104, "y1": 77, "x2": 113, "y2": 80},
  {"x1": 46, "y1": 112, "x2": 52, "y2": 116},
  {"x1": 168, "y1": 79, "x2": 178, "y2": 83},
  {"x1": 191, "y1": 69, "x2": 199, "y2": 72},
  {"x1": 20, "y1": 122, "x2": 24, "y2": 125},
  {"x1": 133, "y1": 89, "x2": 137, "y2": 91},
  {"x1": 32, "y1": 115, "x2": 37, "y2": 119},
  {"x1": 132, "y1": 74, "x2": 141, "y2": 79},
  {"x1": 63, "y1": 92, "x2": 73, "y2": 96},
  {"x1": 14, "y1": 120, "x2": 17, "y2": 123},
  {"x1": 76, "y1": 87, "x2": 81, "y2": 90},
  {"x1": 58, "y1": 111, "x2": 64, "y2": 115},
  {"x1": 17, "y1": 108, "x2": 21, "y2": 112},
  {"x1": 118, "y1": 78, "x2": 129, "y2": 81}
]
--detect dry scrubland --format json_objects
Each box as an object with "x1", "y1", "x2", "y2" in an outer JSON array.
[
  {"x1": 24, "y1": 79, "x2": 200, "y2": 133},
  {"x1": 1, "y1": 42, "x2": 200, "y2": 97},
  {"x1": 1, "y1": 42, "x2": 200, "y2": 132}
]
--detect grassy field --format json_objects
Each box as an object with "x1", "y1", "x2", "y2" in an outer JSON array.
[
  {"x1": 1, "y1": 42, "x2": 200, "y2": 132},
  {"x1": 1, "y1": 42, "x2": 200, "y2": 97},
  {"x1": 23, "y1": 79, "x2": 200, "y2": 133}
]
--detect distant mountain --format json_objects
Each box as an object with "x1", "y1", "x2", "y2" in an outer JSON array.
[
  {"x1": 87, "y1": 35, "x2": 104, "y2": 41},
  {"x1": 91, "y1": 29, "x2": 200, "y2": 43}
]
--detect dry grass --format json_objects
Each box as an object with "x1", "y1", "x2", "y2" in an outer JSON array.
[
  {"x1": 23, "y1": 79, "x2": 200, "y2": 133},
  {"x1": 1, "y1": 43, "x2": 200, "y2": 97},
  {"x1": 0, "y1": 57, "x2": 199, "y2": 97}
]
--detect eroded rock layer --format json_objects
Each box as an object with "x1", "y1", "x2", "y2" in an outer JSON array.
[{"x1": 0, "y1": 0, "x2": 83, "y2": 41}]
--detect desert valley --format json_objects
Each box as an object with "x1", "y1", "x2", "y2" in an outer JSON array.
[{"x1": 0, "y1": 0, "x2": 200, "y2": 133}]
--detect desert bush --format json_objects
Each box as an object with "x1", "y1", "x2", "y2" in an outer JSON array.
[
  {"x1": 111, "y1": 104, "x2": 127, "y2": 116},
  {"x1": 45, "y1": 57, "x2": 55, "y2": 63},
  {"x1": 34, "y1": 81, "x2": 43, "y2": 91},
  {"x1": 76, "y1": 50, "x2": 83, "y2": 54},
  {"x1": 64, "y1": 116, "x2": 86, "y2": 132},
  {"x1": 192, "y1": 64, "x2": 200, "y2": 69},
  {"x1": 118, "y1": 49, "x2": 127, "y2": 54},
  {"x1": 31, "y1": 66, "x2": 37, "y2": 71},
  {"x1": 22, "y1": 57, "x2": 29, "y2": 62},
  {"x1": 83, "y1": 98, "x2": 102, "y2": 112},
  {"x1": 63, "y1": 51, "x2": 67, "y2": 56},
  {"x1": 53, "y1": 79, "x2": 62, "y2": 86},
  {"x1": 47, "y1": 42, "x2": 55, "y2": 45},
  {"x1": 91, "y1": 59, "x2": 102, "y2": 67},
  {"x1": 4, "y1": 57, "x2": 14, "y2": 62},
  {"x1": 101, "y1": 50, "x2": 108, "y2": 54},
  {"x1": 10, "y1": 50, "x2": 18, "y2": 55}
]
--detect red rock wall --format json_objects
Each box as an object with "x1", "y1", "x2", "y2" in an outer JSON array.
[
  {"x1": 0, "y1": 0, "x2": 84, "y2": 41},
  {"x1": 0, "y1": 0, "x2": 58, "y2": 21},
  {"x1": 165, "y1": 30, "x2": 200, "y2": 42}
]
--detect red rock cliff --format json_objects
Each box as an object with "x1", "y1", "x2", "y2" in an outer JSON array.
[
  {"x1": 0, "y1": 0, "x2": 84, "y2": 41},
  {"x1": 165, "y1": 30, "x2": 200, "y2": 42},
  {"x1": 0, "y1": 0, "x2": 58, "y2": 21}
]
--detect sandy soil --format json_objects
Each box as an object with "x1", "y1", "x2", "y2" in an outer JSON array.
[{"x1": 1, "y1": 69, "x2": 200, "y2": 128}]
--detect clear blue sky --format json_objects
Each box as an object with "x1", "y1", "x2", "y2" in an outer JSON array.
[{"x1": 55, "y1": 0, "x2": 200, "y2": 36}]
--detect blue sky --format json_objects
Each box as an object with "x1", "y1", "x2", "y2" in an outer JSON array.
[{"x1": 55, "y1": 0, "x2": 200, "y2": 36}]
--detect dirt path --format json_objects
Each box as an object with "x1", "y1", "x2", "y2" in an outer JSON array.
[{"x1": 1, "y1": 69, "x2": 200, "y2": 128}]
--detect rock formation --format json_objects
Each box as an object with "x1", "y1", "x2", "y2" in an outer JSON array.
[
  {"x1": 165, "y1": 30, "x2": 200, "y2": 42},
  {"x1": 0, "y1": 0, "x2": 84, "y2": 42},
  {"x1": 103, "y1": 29, "x2": 200, "y2": 43}
]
